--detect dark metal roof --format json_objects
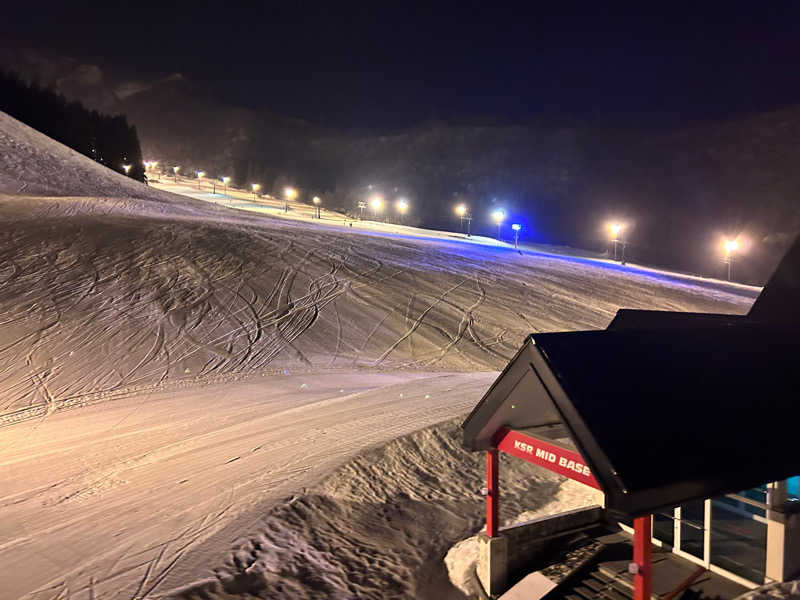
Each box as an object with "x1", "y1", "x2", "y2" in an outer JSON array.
[
  {"x1": 607, "y1": 309, "x2": 747, "y2": 331},
  {"x1": 749, "y1": 234, "x2": 800, "y2": 324},
  {"x1": 463, "y1": 325, "x2": 800, "y2": 517}
]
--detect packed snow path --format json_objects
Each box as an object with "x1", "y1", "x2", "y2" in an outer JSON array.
[{"x1": 0, "y1": 371, "x2": 496, "y2": 600}]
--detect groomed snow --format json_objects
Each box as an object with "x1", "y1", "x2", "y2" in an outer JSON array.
[{"x1": 0, "y1": 111, "x2": 760, "y2": 599}]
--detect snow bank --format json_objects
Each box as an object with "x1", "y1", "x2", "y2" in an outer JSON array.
[
  {"x1": 170, "y1": 418, "x2": 571, "y2": 600},
  {"x1": 737, "y1": 581, "x2": 800, "y2": 600}
]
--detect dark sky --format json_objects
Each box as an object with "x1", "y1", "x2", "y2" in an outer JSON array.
[{"x1": 5, "y1": 2, "x2": 800, "y2": 131}]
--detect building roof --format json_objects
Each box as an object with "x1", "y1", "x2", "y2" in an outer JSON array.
[
  {"x1": 749, "y1": 233, "x2": 800, "y2": 324},
  {"x1": 463, "y1": 324, "x2": 800, "y2": 517}
]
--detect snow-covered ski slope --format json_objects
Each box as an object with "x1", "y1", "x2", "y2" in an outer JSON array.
[
  {"x1": 0, "y1": 177, "x2": 757, "y2": 416},
  {"x1": 0, "y1": 111, "x2": 760, "y2": 599},
  {"x1": 0, "y1": 200, "x2": 757, "y2": 417}
]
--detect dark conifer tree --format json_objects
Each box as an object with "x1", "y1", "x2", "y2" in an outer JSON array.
[{"x1": 0, "y1": 69, "x2": 146, "y2": 182}]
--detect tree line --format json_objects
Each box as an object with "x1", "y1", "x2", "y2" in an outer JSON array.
[{"x1": 0, "y1": 69, "x2": 145, "y2": 181}]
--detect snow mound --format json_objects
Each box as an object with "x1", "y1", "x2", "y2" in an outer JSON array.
[
  {"x1": 170, "y1": 418, "x2": 569, "y2": 600},
  {"x1": 737, "y1": 581, "x2": 800, "y2": 600}
]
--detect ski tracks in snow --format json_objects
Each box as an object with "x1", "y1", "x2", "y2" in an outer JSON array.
[{"x1": 0, "y1": 214, "x2": 755, "y2": 416}]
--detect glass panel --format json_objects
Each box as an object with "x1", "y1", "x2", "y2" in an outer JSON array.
[
  {"x1": 720, "y1": 494, "x2": 765, "y2": 518},
  {"x1": 679, "y1": 500, "x2": 705, "y2": 559},
  {"x1": 788, "y1": 476, "x2": 800, "y2": 500},
  {"x1": 710, "y1": 498, "x2": 766, "y2": 583},
  {"x1": 653, "y1": 511, "x2": 674, "y2": 547},
  {"x1": 737, "y1": 486, "x2": 767, "y2": 505}
]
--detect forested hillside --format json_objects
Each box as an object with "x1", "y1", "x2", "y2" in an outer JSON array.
[{"x1": 0, "y1": 70, "x2": 145, "y2": 182}]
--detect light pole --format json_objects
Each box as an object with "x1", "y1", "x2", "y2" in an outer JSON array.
[
  {"x1": 455, "y1": 203, "x2": 472, "y2": 236},
  {"x1": 313, "y1": 195, "x2": 321, "y2": 219},
  {"x1": 491, "y1": 209, "x2": 505, "y2": 240},
  {"x1": 284, "y1": 187, "x2": 297, "y2": 213},
  {"x1": 395, "y1": 198, "x2": 408, "y2": 224},
  {"x1": 173, "y1": 166, "x2": 180, "y2": 182},
  {"x1": 608, "y1": 223, "x2": 627, "y2": 262},
  {"x1": 358, "y1": 201, "x2": 367, "y2": 220},
  {"x1": 122, "y1": 164, "x2": 131, "y2": 175},
  {"x1": 456, "y1": 203, "x2": 466, "y2": 231},
  {"x1": 369, "y1": 194, "x2": 384, "y2": 220},
  {"x1": 251, "y1": 183, "x2": 261, "y2": 200},
  {"x1": 222, "y1": 176, "x2": 231, "y2": 202},
  {"x1": 196, "y1": 170, "x2": 205, "y2": 190},
  {"x1": 723, "y1": 239, "x2": 738, "y2": 281},
  {"x1": 512, "y1": 223, "x2": 521, "y2": 248}
]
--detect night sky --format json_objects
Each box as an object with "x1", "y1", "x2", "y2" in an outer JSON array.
[{"x1": 4, "y1": 2, "x2": 800, "y2": 131}]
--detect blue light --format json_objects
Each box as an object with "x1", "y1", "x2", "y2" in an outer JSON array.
[{"x1": 512, "y1": 223, "x2": 521, "y2": 231}]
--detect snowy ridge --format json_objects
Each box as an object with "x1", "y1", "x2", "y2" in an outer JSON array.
[
  {"x1": 0, "y1": 110, "x2": 153, "y2": 198},
  {"x1": 0, "y1": 111, "x2": 214, "y2": 216}
]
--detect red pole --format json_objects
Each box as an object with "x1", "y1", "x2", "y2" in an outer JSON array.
[
  {"x1": 486, "y1": 449, "x2": 499, "y2": 537},
  {"x1": 633, "y1": 515, "x2": 652, "y2": 600}
]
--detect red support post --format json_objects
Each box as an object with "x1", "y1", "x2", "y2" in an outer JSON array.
[
  {"x1": 486, "y1": 448, "x2": 499, "y2": 537},
  {"x1": 633, "y1": 515, "x2": 652, "y2": 600}
]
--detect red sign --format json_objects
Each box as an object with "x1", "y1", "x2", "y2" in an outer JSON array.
[{"x1": 493, "y1": 427, "x2": 602, "y2": 490}]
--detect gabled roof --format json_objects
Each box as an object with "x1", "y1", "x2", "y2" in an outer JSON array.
[{"x1": 463, "y1": 323, "x2": 800, "y2": 517}]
